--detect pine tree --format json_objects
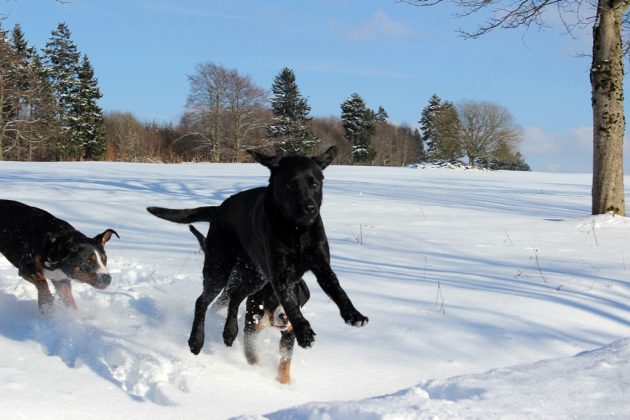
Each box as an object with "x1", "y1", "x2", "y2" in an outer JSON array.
[
  {"x1": 76, "y1": 55, "x2": 105, "y2": 159},
  {"x1": 340, "y1": 93, "x2": 376, "y2": 163},
  {"x1": 375, "y1": 106, "x2": 389, "y2": 122},
  {"x1": 432, "y1": 101, "x2": 463, "y2": 162},
  {"x1": 412, "y1": 128, "x2": 426, "y2": 162},
  {"x1": 267, "y1": 67, "x2": 319, "y2": 154},
  {"x1": 419, "y1": 94, "x2": 442, "y2": 160},
  {"x1": 43, "y1": 22, "x2": 81, "y2": 159},
  {"x1": 27, "y1": 51, "x2": 59, "y2": 160}
]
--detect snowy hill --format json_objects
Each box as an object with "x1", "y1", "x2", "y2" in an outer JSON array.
[{"x1": 0, "y1": 161, "x2": 628, "y2": 419}]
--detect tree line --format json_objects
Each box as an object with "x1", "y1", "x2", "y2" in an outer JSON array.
[
  {"x1": 0, "y1": 23, "x2": 104, "y2": 161},
  {"x1": 0, "y1": 22, "x2": 528, "y2": 169}
]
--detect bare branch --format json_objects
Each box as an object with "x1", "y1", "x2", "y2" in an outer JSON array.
[{"x1": 400, "y1": 0, "x2": 600, "y2": 39}]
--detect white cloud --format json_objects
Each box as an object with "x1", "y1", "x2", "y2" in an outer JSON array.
[
  {"x1": 342, "y1": 11, "x2": 419, "y2": 42},
  {"x1": 521, "y1": 126, "x2": 563, "y2": 155},
  {"x1": 521, "y1": 125, "x2": 595, "y2": 173}
]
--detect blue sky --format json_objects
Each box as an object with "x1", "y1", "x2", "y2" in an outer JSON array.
[{"x1": 2, "y1": 0, "x2": 628, "y2": 173}]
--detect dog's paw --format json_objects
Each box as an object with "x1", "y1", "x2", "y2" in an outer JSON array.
[
  {"x1": 223, "y1": 321, "x2": 238, "y2": 347},
  {"x1": 38, "y1": 301, "x2": 56, "y2": 319},
  {"x1": 295, "y1": 324, "x2": 316, "y2": 349},
  {"x1": 344, "y1": 312, "x2": 369, "y2": 327},
  {"x1": 188, "y1": 332, "x2": 204, "y2": 355}
]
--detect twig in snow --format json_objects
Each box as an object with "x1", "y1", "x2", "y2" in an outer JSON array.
[
  {"x1": 533, "y1": 248, "x2": 548, "y2": 284},
  {"x1": 352, "y1": 224, "x2": 363, "y2": 245},
  {"x1": 435, "y1": 278, "x2": 446, "y2": 315},
  {"x1": 503, "y1": 229, "x2": 514, "y2": 247},
  {"x1": 591, "y1": 218, "x2": 599, "y2": 246}
]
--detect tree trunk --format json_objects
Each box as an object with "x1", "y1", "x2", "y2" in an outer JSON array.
[{"x1": 590, "y1": 1, "x2": 627, "y2": 215}]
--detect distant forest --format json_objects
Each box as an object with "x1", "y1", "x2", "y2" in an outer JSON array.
[{"x1": 0, "y1": 22, "x2": 529, "y2": 170}]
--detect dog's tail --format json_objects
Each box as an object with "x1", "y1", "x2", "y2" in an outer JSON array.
[
  {"x1": 189, "y1": 225, "x2": 206, "y2": 251},
  {"x1": 146, "y1": 206, "x2": 217, "y2": 224}
]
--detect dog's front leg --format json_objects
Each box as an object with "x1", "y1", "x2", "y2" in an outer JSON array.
[
  {"x1": 277, "y1": 329, "x2": 295, "y2": 384},
  {"x1": 52, "y1": 279, "x2": 78, "y2": 310},
  {"x1": 311, "y1": 264, "x2": 369, "y2": 327},
  {"x1": 273, "y1": 281, "x2": 315, "y2": 348},
  {"x1": 21, "y1": 274, "x2": 55, "y2": 317}
]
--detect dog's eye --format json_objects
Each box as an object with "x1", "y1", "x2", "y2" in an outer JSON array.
[
  {"x1": 311, "y1": 181, "x2": 320, "y2": 189},
  {"x1": 80, "y1": 263, "x2": 92, "y2": 273}
]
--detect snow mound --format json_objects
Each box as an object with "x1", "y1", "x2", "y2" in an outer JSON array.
[{"x1": 250, "y1": 338, "x2": 630, "y2": 419}]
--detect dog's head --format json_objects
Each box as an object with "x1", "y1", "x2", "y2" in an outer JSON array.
[
  {"x1": 44, "y1": 229, "x2": 119, "y2": 289},
  {"x1": 263, "y1": 279, "x2": 311, "y2": 331},
  {"x1": 248, "y1": 146, "x2": 338, "y2": 226}
]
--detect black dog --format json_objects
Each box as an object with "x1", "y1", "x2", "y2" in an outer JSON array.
[
  {"x1": 147, "y1": 146, "x2": 368, "y2": 353},
  {"x1": 0, "y1": 199, "x2": 119, "y2": 315},
  {"x1": 189, "y1": 225, "x2": 309, "y2": 383}
]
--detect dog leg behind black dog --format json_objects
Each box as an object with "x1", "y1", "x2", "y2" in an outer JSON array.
[
  {"x1": 277, "y1": 330, "x2": 295, "y2": 384},
  {"x1": 243, "y1": 288, "x2": 265, "y2": 364}
]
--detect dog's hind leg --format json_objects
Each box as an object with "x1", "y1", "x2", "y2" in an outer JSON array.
[
  {"x1": 223, "y1": 267, "x2": 265, "y2": 347},
  {"x1": 243, "y1": 290, "x2": 265, "y2": 364},
  {"x1": 52, "y1": 279, "x2": 78, "y2": 310},
  {"x1": 188, "y1": 251, "x2": 233, "y2": 355}
]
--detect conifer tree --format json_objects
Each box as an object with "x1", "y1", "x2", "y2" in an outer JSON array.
[
  {"x1": 432, "y1": 101, "x2": 463, "y2": 162},
  {"x1": 43, "y1": 22, "x2": 81, "y2": 158},
  {"x1": 340, "y1": 93, "x2": 376, "y2": 163},
  {"x1": 76, "y1": 55, "x2": 105, "y2": 159},
  {"x1": 375, "y1": 106, "x2": 389, "y2": 122},
  {"x1": 419, "y1": 94, "x2": 441, "y2": 159},
  {"x1": 27, "y1": 51, "x2": 59, "y2": 160},
  {"x1": 267, "y1": 67, "x2": 319, "y2": 154}
]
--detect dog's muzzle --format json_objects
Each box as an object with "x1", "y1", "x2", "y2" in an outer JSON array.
[
  {"x1": 297, "y1": 202, "x2": 319, "y2": 224},
  {"x1": 95, "y1": 273, "x2": 112, "y2": 289}
]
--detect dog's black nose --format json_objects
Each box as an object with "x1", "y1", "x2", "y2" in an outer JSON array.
[
  {"x1": 279, "y1": 312, "x2": 288, "y2": 323},
  {"x1": 305, "y1": 204, "x2": 317, "y2": 215},
  {"x1": 96, "y1": 274, "x2": 112, "y2": 289}
]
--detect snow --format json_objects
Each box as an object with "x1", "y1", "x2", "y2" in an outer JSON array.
[{"x1": 0, "y1": 161, "x2": 628, "y2": 419}]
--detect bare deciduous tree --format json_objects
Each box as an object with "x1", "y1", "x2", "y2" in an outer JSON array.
[
  {"x1": 183, "y1": 62, "x2": 267, "y2": 162},
  {"x1": 402, "y1": 0, "x2": 627, "y2": 215},
  {"x1": 458, "y1": 100, "x2": 522, "y2": 167}
]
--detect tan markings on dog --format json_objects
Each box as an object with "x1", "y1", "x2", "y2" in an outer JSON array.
[
  {"x1": 277, "y1": 359, "x2": 291, "y2": 384},
  {"x1": 21, "y1": 260, "x2": 55, "y2": 311},
  {"x1": 52, "y1": 280, "x2": 77, "y2": 310},
  {"x1": 73, "y1": 266, "x2": 93, "y2": 283}
]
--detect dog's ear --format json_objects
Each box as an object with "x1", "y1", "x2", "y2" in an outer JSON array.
[
  {"x1": 247, "y1": 149, "x2": 281, "y2": 170},
  {"x1": 312, "y1": 146, "x2": 338, "y2": 170},
  {"x1": 94, "y1": 229, "x2": 120, "y2": 245},
  {"x1": 295, "y1": 279, "x2": 310, "y2": 307}
]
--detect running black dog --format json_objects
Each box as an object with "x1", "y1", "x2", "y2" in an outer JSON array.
[
  {"x1": 0, "y1": 199, "x2": 118, "y2": 315},
  {"x1": 189, "y1": 225, "x2": 309, "y2": 383},
  {"x1": 147, "y1": 146, "x2": 368, "y2": 353}
]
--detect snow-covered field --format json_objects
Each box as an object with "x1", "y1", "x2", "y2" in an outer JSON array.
[{"x1": 0, "y1": 161, "x2": 628, "y2": 419}]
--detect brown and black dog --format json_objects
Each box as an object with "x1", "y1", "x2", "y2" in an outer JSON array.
[
  {"x1": 190, "y1": 225, "x2": 310, "y2": 383},
  {"x1": 147, "y1": 146, "x2": 368, "y2": 356},
  {"x1": 0, "y1": 199, "x2": 118, "y2": 315}
]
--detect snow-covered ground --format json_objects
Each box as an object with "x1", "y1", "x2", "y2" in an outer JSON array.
[{"x1": 0, "y1": 161, "x2": 628, "y2": 419}]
